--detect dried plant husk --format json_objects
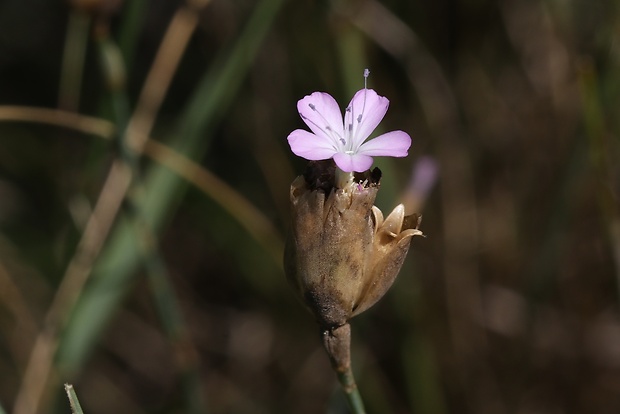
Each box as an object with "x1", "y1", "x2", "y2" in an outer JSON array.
[{"x1": 284, "y1": 160, "x2": 423, "y2": 329}]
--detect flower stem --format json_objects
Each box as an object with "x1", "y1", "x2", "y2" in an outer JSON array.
[
  {"x1": 64, "y1": 384, "x2": 84, "y2": 414},
  {"x1": 336, "y1": 365, "x2": 367, "y2": 414},
  {"x1": 322, "y1": 323, "x2": 367, "y2": 414}
]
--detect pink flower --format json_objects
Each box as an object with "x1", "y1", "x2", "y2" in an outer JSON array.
[{"x1": 287, "y1": 88, "x2": 412, "y2": 172}]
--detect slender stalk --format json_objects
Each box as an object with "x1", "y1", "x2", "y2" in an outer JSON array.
[
  {"x1": 58, "y1": 11, "x2": 90, "y2": 111},
  {"x1": 126, "y1": 186, "x2": 206, "y2": 414},
  {"x1": 56, "y1": 3, "x2": 286, "y2": 358},
  {"x1": 13, "y1": 4, "x2": 205, "y2": 412},
  {"x1": 335, "y1": 366, "x2": 366, "y2": 414},
  {"x1": 322, "y1": 324, "x2": 367, "y2": 414},
  {"x1": 64, "y1": 384, "x2": 84, "y2": 414},
  {"x1": 0, "y1": 105, "x2": 115, "y2": 137}
]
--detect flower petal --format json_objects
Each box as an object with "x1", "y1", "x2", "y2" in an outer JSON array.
[
  {"x1": 344, "y1": 89, "x2": 389, "y2": 149},
  {"x1": 287, "y1": 129, "x2": 338, "y2": 160},
  {"x1": 333, "y1": 152, "x2": 374, "y2": 173},
  {"x1": 297, "y1": 92, "x2": 344, "y2": 145},
  {"x1": 357, "y1": 130, "x2": 411, "y2": 157}
]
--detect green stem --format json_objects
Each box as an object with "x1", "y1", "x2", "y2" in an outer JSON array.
[
  {"x1": 322, "y1": 324, "x2": 367, "y2": 414},
  {"x1": 58, "y1": 10, "x2": 90, "y2": 111},
  {"x1": 336, "y1": 366, "x2": 366, "y2": 414},
  {"x1": 133, "y1": 216, "x2": 207, "y2": 414},
  {"x1": 64, "y1": 384, "x2": 84, "y2": 414}
]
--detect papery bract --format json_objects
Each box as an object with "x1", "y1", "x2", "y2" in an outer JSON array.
[{"x1": 284, "y1": 160, "x2": 423, "y2": 328}]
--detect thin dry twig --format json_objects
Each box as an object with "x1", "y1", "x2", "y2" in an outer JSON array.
[
  {"x1": 0, "y1": 106, "x2": 115, "y2": 138},
  {"x1": 12, "y1": 159, "x2": 132, "y2": 414},
  {"x1": 12, "y1": 3, "x2": 209, "y2": 413},
  {"x1": 124, "y1": 6, "x2": 201, "y2": 152},
  {"x1": 0, "y1": 105, "x2": 282, "y2": 265},
  {"x1": 143, "y1": 139, "x2": 284, "y2": 264},
  {"x1": 0, "y1": 259, "x2": 39, "y2": 368}
]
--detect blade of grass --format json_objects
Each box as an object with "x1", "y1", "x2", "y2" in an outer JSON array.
[
  {"x1": 0, "y1": 106, "x2": 115, "y2": 137},
  {"x1": 0, "y1": 259, "x2": 39, "y2": 369},
  {"x1": 127, "y1": 190, "x2": 206, "y2": 414},
  {"x1": 143, "y1": 140, "x2": 284, "y2": 263},
  {"x1": 13, "y1": 157, "x2": 133, "y2": 414},
  {"x1": 64, "y1": 384, "x2": 84, "y2": 414},
  {"x1": 579, "y1": 59, "x2": 620, "y2": 298},
  {"x1": 58, "y1": 10, "x2": 91, "y2": 111},
  {"x1": 6, "y1": 1, "x2": 284, "y2": 403},
  {"x1": 0, "y1": 106, "x2": 283, "y2": 265},
  {"x1": 14, "y1": 3, "x2": 205, "y2": 413},
  {"x1": 117, "y1": 0, "x2": 149, "y2": 69},
  {"x1": 57, "y1": 0, "x2": 285, "y2": 377}
]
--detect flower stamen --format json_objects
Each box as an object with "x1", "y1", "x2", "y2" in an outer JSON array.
[
  {"x1": 302, "y1": 103, "x2": 345, "y2": 147},
  {"x1": 358, "y1": 70, "x2": 369, "y2": 125},
  {"x1": 348, "y1": 69, "x2": 371, "y2": 142}
]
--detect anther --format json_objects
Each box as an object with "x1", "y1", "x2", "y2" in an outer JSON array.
[
  {"x1": 363, "y1": 68, "x2": 370, "y2": 89},
  {"x1": 309, "y1": 103, "x2": 316, "y2": 110}
]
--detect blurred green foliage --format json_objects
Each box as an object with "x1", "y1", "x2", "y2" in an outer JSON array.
[{"x1": 0, "y1": 0, "x2": 619, "y2": 413}]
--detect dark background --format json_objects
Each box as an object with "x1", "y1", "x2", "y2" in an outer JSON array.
[{"x1": 0, "y1": 0, "x2": 619, "y2": 413}]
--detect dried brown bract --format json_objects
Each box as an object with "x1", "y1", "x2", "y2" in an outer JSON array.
[{"x1": 284, "y1": 160, "x2": 423, "y2": 329}]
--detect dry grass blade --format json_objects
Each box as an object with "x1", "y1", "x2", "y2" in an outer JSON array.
[
  {"x1": 0, "y1": 104, "x2": 282, "y2": 265},
  {"x1": 144, "y1": 139, "x2": 284, "y2": 265},
  {"x1": 64, "y1": 384, "x2": 84, "y2": 414},
  {"x1": 0, "y1": 260, "x2": 39, "y2": 369},
  {"x1": 4, "y1": 96, "x2": 281, "y2": 414},
  {"x1": 0, "y1": 106, "x2": 115, "y2": 138},
  {"x1": 12, "y1": 159, "x2": 132, "y2": 414},
  {"x1": 125, "y1": 4, "x2": 207, "y2": 152},
  {"x1": 12, "y1": 3, "x2": 209, "y2": 413}
]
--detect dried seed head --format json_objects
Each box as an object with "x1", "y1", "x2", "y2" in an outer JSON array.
[{"x1": 284, "y1": 160, "x2": 423, "y2": 329}]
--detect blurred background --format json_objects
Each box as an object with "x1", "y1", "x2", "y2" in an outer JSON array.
[{"x1": 0, "y1": 0, "x2": 619, "y2": 413}]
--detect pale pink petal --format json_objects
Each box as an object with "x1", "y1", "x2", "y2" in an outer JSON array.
[
  {"x1": 356, "y1": 130, "x2": 411, "y2": 157},
  {"x1": 297, "y1": 92, "x2": 344, "y2": 143},
  {"x1": 287, "y1": 129, "x2": 338, "y2": 160},
  {"x1": 333, "y1": 152, "x2": 374, "y2": 173},
  {"x1": 344, "y1": 89, "x2": 389, "y2": 148}
]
